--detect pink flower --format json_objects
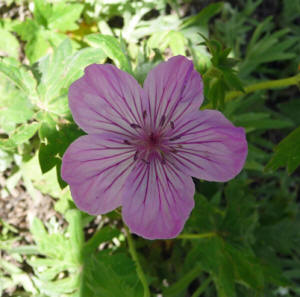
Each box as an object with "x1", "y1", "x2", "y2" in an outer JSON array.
[{"x1": 61, "y1": 56, "x2": 247, "y2": 240}]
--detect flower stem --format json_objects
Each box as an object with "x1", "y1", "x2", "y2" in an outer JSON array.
[
  {"x1": 124, "y1": 225, "x2": 150, "y2": 297},
  {"x1": 177, "y1": 232, "x2": 216, "y2": 240},
  {"x1": 225, "y1": 73, "x2": 300, "y2": 102}
]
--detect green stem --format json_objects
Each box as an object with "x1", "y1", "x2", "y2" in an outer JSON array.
[
  {"x1": 225, "y1": 73, "x2": 300, "y2": 102},
  {"x1": 177, "y1": 232, "x2": 216, "y2": 240},
  {"x1": 124, "y1": 225, "x2": 150, "y2": 297},
  {"x1": 191, "y1": 276, "x2": 213, "y2": 297}
]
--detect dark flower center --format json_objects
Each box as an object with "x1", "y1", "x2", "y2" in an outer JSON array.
[{"x1": 148, "y1": 132, "x2": 159, "y2": 148}]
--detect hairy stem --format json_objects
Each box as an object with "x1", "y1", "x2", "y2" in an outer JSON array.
[
  {"x1": 177, "y1": 232, "x2": 216, "y2": 240},
  {"x1": 225, "y1": 73, "x2": 300, "y2": 102},
  {"x1": 124, "y1": 225, "x2": 150, "y2": 297}
]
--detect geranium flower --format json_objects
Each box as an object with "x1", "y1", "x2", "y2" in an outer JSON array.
[{"x1": 61, "y1": 56, "x2": 247, "y2": 240}]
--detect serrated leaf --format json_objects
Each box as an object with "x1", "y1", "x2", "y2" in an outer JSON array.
[
  {"x1": 37, "y1": 39, "x2": 106, "y2": 116},
  {"x1": 0, "y1": 60, "x2": 37, "y2": 96},
  {"x1": 266, "y1": 126, "x2": 300, "y2": 174},
  {"x1": 85, "y1": 34, "x2": 132, "y2": 73},
  {"x1": 10, "y1": 122, "x2": 40, "y2": 145},
  {"x1": 48, "y1": 3, "x2": 83, "y2": 31},
  {"x1": 33, "y1": 0, "x2": 52, "y2": 27},
  {"x1": 24, "y1": 29, "x2": 51, "y2": 64},
  {"x1": 180, "y1": 2, "x2": 224, "y2": 29},
  {"x1": 30, "y1": 217, "x2": 74, "y2": 262},
  {"x1": 13, "y1": 19, "x2": 40, "y2": 42},
  {"x1": 81, "y1": 251, "x2": 143, "y2": 297},
  {"x1": 38, "y1": 38, "x2": 72, "y2": 102}
]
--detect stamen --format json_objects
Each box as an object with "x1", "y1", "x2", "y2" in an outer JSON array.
[
  {"x1": 123, "y1": 140, "x2": 131, "y2": 145},
  {"x1": 170, "y1": 121, "x2": 175, "y2": 129},
  {"x1": 143, "y1": 110, "x2": 147, "y2": 119},
  {"x1": 134, "y1": 151, "x2": 139, "y2": 161},
  {"x1": 130, "y1": 123, "x2": 141, "y2": 129},
  {"x1": 159, "y1": 115, "x2": 166, "y2": 127},
  {"x1": 170, "y1": 135, "x2": 181, "y2": 141},
  {"x1": 160, "y1": 151, "x2": 166, "y2": 164}
]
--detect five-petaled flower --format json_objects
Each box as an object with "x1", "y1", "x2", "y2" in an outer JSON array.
[{"x1": 61, "y1": 56, "x2": 247, "y2": 240}]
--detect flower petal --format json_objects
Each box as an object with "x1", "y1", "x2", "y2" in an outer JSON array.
[
  {"x1": 143, "y1": 55, "x2": 203, "y2": 129},
  {"x1": 61, "y1": 134, "x2": 136, "y2": 215},
  {"x1": 122, "y1": 159, "x2": 195, "y2": 239},
  {"x1": 69, "y1": 64, "x2": 146, "y2": 137},
  {"x1": 166, "y1": 110, "x2": 248, "y2": 182}
]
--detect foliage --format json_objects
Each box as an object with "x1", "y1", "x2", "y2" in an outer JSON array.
[{"x1": 1, "y1": 0, "x2": 300, "y2": 296}]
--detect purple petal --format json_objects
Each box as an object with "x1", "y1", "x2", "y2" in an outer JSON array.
[
  {"x1": 69, "y1": 64, "x2": 146, "y2": 137},
  {"x1": 122, "y1": 158, "x2": 195, "y2": 239},
  {"x1": 143, "y1": 56, "x2": 203, "y2": 129},
  {"x1": 61, "y1": 134, "x2": 136, "y2": 215},
  {"x1": 167, "y1": 110, "x2": 248, "y2": 182}
]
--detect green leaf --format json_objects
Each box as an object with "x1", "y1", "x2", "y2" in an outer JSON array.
[
  {"x1": 48, "y1": 3, "x2": 83, "y2": 31},
  {"x1": 186, "y1": 237, "x2": 236, "y2": 297},
  {"x1": 85, "y1": 34, "x2": 132, "y2": 73},
  {"x1": 147, "y1": 31, "x2": 172, "y2": 52},
  {"x1": 239, "y1": 19, "x2": 297, "y2": 77},
  {"x1": 33, "y1": 0, "x2": 83, "y2": 31},
  {"x1": 0, "y1": 94, "x2": 34, "y2": 130},
  {"x1": 30, "y1": 217, "x2": 48, "y2": 245},
  {"x1": 0, "y1": 139, "x2": 16, "y2": 152},
  {"x1": 38, "y1": 38, "x2": 72, "y2": 103},
  {"x1": 38, "y1": 117, "x2": 84, "y2": 188},
  {"x1": 180, "y1": 2, "x2": 224, "y2": 29},
  {"x1": 81, "y1": 251, "x2": 142, "y2": 297},
  {"x1": 10, "y1": 122, "x2": 40, "y2": 145},
  {"x1": 0, "y1": 60, "x2": 37, "y2": 96},
  {"x1": 33, "y1": 273, "x2": 81, "y2": 295},
  {"x1": 24, "y1": 29, "x2": 51, "y2": 64},
  {"x1": 13, "y1": 19, "x2": 49, "y2": 63},
  {"x1": 37, "y1": 39, "x2": 106, "y2": 116},
  {"x1": 168, "y1": 31, "x2": 186, "y2": 55},
  {"x1": 13, "y1": 19, "x2": 40, "y2": 42},
  {"x1": 0, "y1": 28, "x2": 20, "y2": 59},
  {"x1": 33, "y1": 0, "x2": 52, "y2": 27},
  {"x1": 233, "y1": 112, "x2": 293, "y2": 131},
  {"x1": 266, "y1": 126, "x2": 300, "y2": 174},
  {"x1": 21, "y1": 152, "x2": 63, "y2": 199},
  {"x1": 0, "y1": 72, "x2": 34, "y2": 133},
  {"x1": 30, "y1": 217, "x2": 74, "y2": 263}
]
